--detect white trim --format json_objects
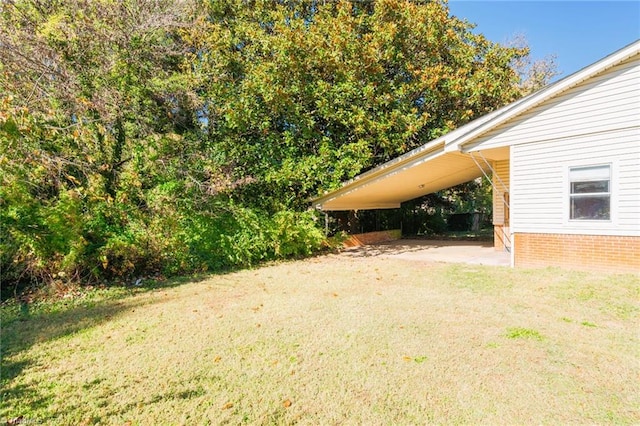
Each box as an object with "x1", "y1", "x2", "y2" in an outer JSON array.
[
  {"x1": 511, "y1": 228, "x2": 639, "y2": 237},
  {"x1": 563, "y1": 161, "x2": 617, "y2": 230},
  {"x1": 509, "y1": 145, "x2": 515, "y2": 268}
]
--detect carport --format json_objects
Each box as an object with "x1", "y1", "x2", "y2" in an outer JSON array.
[
  {"x1": 312, "y1": 42, "x2": 640, "y2": 272},
  {"x1": 310, "y1": 100, "x2": 516, "y2": 262}
]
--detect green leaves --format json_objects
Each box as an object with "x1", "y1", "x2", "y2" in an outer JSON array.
[
  {"x1": 195, "y1": 0, "x2": 528, "y2": 208},
  {"x1": 0, "y1": 0, "x2": 548, "y2": 294},
  {"x1": 0, "y1": 0, "x2": 204, "y2": 292}
]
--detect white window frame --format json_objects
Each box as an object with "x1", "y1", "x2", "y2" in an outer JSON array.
[{"x1": 568, "y1": 163, "x2": 612, "y2": 222}]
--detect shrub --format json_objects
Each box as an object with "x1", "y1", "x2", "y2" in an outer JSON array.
[{"x1": 269, "y1": 210, "x2": 325, "y2": 258}]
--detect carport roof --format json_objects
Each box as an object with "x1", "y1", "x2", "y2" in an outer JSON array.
[
  {"x1": 309, "y1": 142, "x2": 487, "y2": 211},
  {"x1": 311, "y1": 40, "x2": 640, "y2": 211},
  {"x1": 312, "y1": 115, "x2": 508, "y2": 210},
  {"x1": 309, "y1": 102, "x2": 517, "y2": 211}
]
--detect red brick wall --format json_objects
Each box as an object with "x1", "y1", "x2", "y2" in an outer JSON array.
[
  {"x1": 343, "y1": 230, "x2": 402, "y2": 248},
  {"x1": 514, "y1": 233, "x2": 640, "y2": 273}
]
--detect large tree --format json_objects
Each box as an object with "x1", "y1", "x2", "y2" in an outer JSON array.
[
  {"x1": 190, "y1": 0, "x2": 529, "y2": 210},
  {"x1": 0, "y1": 0, "x2": 199, "y2": 195},
  {"x1": 0, "y1": 0, "x2": 327, "y2": 292}
]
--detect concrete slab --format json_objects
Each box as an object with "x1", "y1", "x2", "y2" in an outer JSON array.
[{"x1": 340, "y1": 239, "x2": 510, "y2": 266}]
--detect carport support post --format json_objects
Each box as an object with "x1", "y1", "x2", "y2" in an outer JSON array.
[{"x1": 324, "y1": 212, "x2": 329, "y2": 237}]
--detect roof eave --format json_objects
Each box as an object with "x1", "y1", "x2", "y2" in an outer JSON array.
[{"x1": 454, "y1": 39, "x2": 640, "y2": 153}]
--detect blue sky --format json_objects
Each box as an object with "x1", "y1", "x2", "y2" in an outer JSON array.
[{"x1": 448, "y1": 1, "x2": 640, "y2": 80}]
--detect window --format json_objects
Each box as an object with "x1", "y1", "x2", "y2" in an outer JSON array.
[{"x1": 569, "y1": 165, "x2": 611, "y2": 220}]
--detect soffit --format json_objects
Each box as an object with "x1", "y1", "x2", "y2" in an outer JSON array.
[{"x1": 313, "y1": 151, "x2": 489, "y2": 211}]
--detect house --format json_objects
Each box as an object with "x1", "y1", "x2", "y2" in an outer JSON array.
[{"x1": 312, "y1": 40, "x2": 640, "y2": 273}]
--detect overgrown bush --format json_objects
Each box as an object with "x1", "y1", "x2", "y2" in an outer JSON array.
[
  {"x1": 175, "y1": 205, "x2": 325, "y2": 272},
  {"x1": 0, "y1": 183, "x2": 327, "y2": 299}
]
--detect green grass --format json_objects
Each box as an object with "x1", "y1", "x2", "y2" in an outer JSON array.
[
  {"x1": 505, "y1": 327, "x2": 545, "y2": 341},
  {"x1": 2, "y1": 255, "x2": 639, "y2": 425}
]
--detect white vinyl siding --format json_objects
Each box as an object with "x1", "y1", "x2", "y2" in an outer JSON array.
[
  {"x1": 468, "y1": 55, "x2": 640, "y2": 150},
  {"x1": 511, "y1": 127, "x2": 640, "y2": 236}
]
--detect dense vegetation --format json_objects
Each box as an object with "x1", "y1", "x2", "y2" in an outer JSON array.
[{"x1": 0, "y1": 0, "x2": 549, "y2": 297}]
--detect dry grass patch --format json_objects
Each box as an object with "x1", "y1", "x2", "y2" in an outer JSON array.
[{"x1": 2, "y1": 255, "x2": 639, "y2": 424}]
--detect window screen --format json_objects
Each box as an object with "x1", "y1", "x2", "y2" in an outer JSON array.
[{"x1": 569, "y1": 165, "x2": 610, "y2": 220}]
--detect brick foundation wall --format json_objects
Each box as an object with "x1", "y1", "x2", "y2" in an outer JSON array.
[
  {"x1": 514, "y1": 233, "x2": 640, "y2": 273},
  {"x1": 343, "y1": 230, "x2": 402, "y2": 248}
]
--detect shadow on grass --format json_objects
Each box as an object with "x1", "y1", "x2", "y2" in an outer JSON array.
[
  {"x1": 1, "y1": 297, "x2": 149, "y2": 418},
  {"x1": 340, "y1": 238, "x2": 495, "y2": 258},
  {"x1": 0, "y1": 274, "x2": 213, "y2": 419}
]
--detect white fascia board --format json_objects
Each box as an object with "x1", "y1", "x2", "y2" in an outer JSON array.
[
  {"x1": 442, "y1": 98, "x2": 532, "y2": 153},
  {"x1": 316, "y1": 202, "x2": 401, "y2": 211}
]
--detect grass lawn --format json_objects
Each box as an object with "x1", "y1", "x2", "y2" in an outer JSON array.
[{"x1": 2, "y1": 253, "x2": 639, "y2": 425}]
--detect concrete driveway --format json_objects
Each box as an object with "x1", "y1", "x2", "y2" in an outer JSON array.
[{"x1": 340, "y1": 239, "x2": 511, "y2": 266}]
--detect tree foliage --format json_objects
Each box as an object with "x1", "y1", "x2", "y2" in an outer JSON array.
[
  {"x1": 2, "y1": 0, "x2": 198, "y2": 287},
  {"x1": 190, "y1": 0, "x2": 529, "y2": 209},
  {"x1": 1, "y1": 0, "x2": 554, "y2": 296},
  {"x1": 0, "y1": 0, "x2": 324, "y2": 295}
]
